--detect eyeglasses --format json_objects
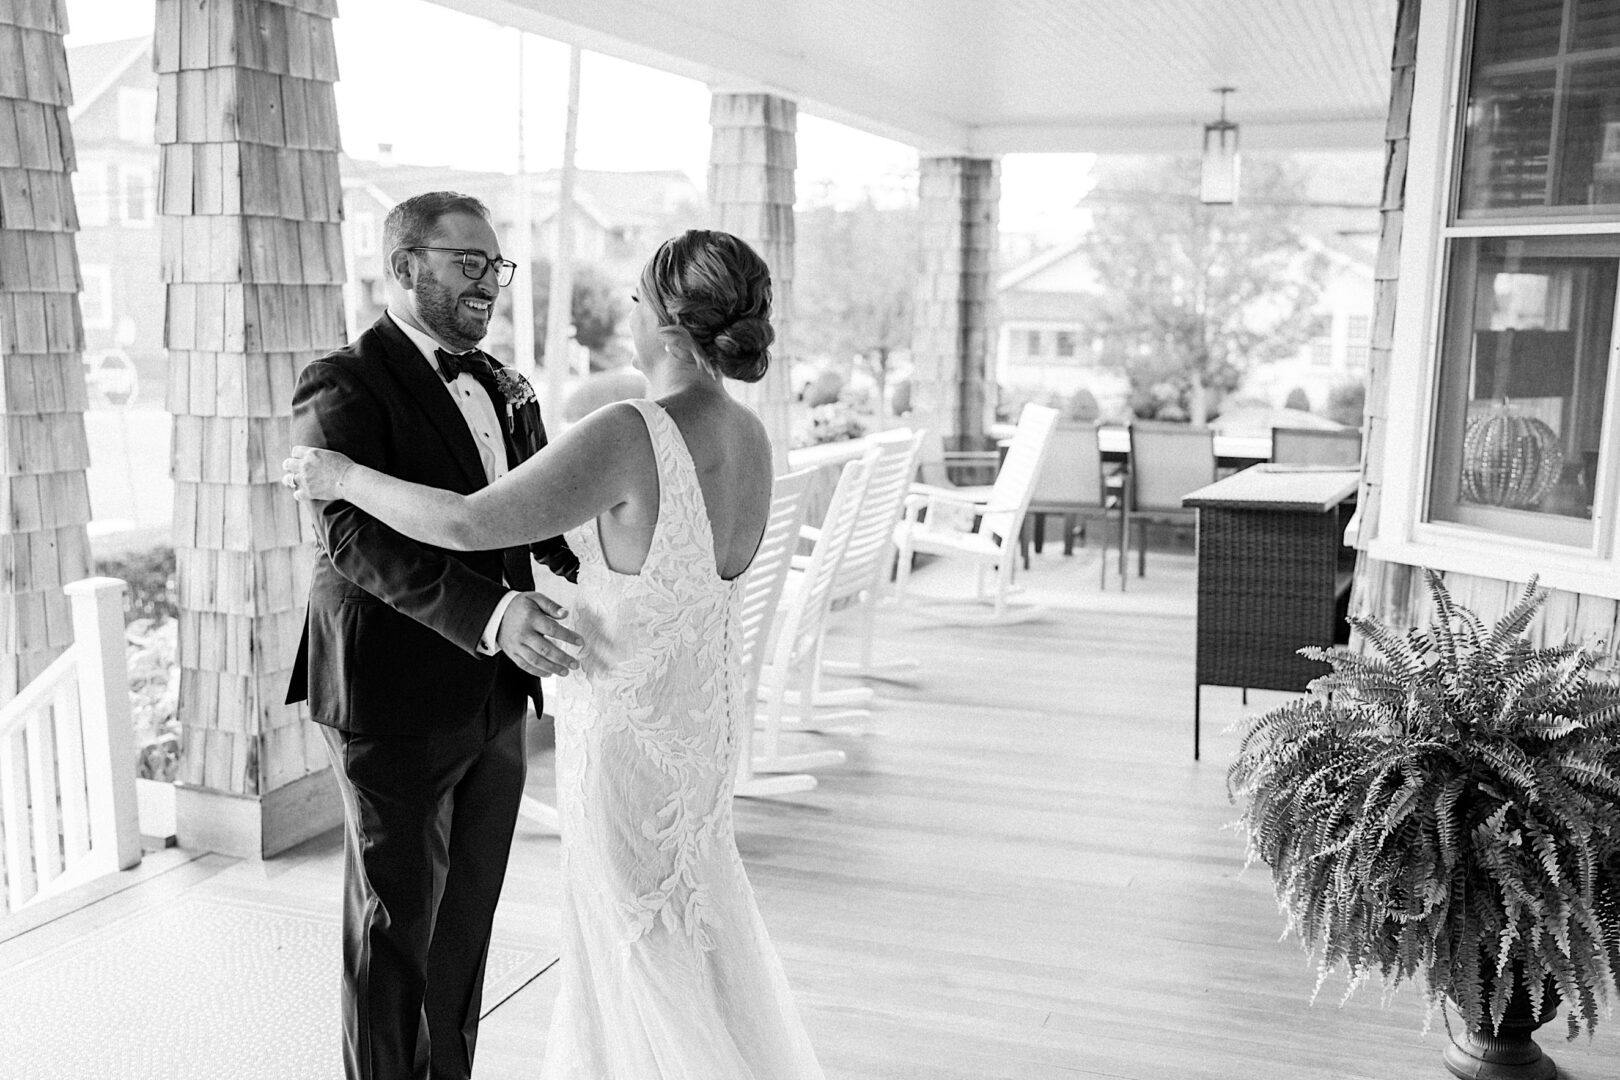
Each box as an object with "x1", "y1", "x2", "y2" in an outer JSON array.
[{"x1": 406, "y1": 246, "x2": 518, "y2": 287}]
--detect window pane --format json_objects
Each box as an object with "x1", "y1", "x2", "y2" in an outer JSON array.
[
  {"x1": 1458, "y1": 68, "x2": 1556, "y2": 213},
  {"x1": 1475, "y1": 0, "x2": 1564, "y2": 64},
  {"x1": 1427, "y1": 235, "x2": 1618, "y2": 546},
  {"x1": 1572, "y1": 0, "x2": 1620, "y2": 50},
  {"x1": 1559, "y1": 58, "x2": 1620, "y2": 207},
  {"x1": 1458, "y1": 0, "x2": 1620, "y2": 217}
]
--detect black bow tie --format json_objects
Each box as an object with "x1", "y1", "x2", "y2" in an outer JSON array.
[{"x1": 435, "y1": 348, "x2": 494, "y2": 383}]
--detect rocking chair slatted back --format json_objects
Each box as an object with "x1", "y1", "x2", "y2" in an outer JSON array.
[
  {"x1": 737, "y1": 467, "x2": 816, "y2": 705},
  {"x1": 980, "y1": 404, "x2": 1061, "y2": 543},
  {"x1": 830, "y1": 429, "x2": 926, "y2": 604}
]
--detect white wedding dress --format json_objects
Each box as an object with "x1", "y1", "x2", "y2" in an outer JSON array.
[{"x1": 539, "y1": 399, "x2": 825, "y2": 1080}]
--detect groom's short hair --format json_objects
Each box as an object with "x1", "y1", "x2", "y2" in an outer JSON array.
[{"x1": 382, "y1": 191, "x2": 492, "y2": 260}]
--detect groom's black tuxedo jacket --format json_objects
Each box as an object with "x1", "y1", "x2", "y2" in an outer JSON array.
[{"x1": 286, "y1": 314, "x2": 578, "y2": 735}]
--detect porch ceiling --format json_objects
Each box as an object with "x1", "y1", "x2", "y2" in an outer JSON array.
[{"x1": 428, "y1": 0, "x2": 1400, "y2": 154}]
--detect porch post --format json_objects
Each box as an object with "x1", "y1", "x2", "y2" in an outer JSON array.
[
  {"x1": 708, "y1": 91, "x2": 795, "y2": 472},
  {"x1": 0, "y1": 0, "x2": 94, "y2": 704},
  {"x1": 910, "y1": 156, "x2": 999, "y2": 450},
  {"x1": 154, "y1": 0, "x2": 346, "y2": 856}
]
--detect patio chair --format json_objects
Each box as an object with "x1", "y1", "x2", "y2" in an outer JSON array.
[
  {"x1": 1019, "y1": 420, "x2": 1126, "y2": 587},
  {"x1": 893, "y1": 403, "x2": 1059, "y2": 624},
  {"x1": 751, "y1": 451, "x2": 874, "y2": 774},
  {"x1": 1270, "y1": 426, "x2": 1362, "y2": 467},
  {"x1": 733, "y1": 467, "x2": 824, "y2": 798},
  {"x1": 1125, "y1": 420, "x2": 1218, "y2": 579},
  {"x1": 791, "y1": 427, "x2": 928, "y2": 708},
  {"x1": 913, "y1": 428, "x2": 1001, "y2": 492}
]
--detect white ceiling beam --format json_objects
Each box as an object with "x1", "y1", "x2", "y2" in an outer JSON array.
[{"x1": 969, "y1": 115, "x2": 1389, "y2": 156}]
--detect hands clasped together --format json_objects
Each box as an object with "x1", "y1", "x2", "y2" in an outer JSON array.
[{"x1": 282, "y1": 445, "x2": 582, "y2": 679}]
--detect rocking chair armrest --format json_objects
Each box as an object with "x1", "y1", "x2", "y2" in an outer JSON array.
[{"x1": 798, "y1": 524, "x2": 822, "y2": 543}]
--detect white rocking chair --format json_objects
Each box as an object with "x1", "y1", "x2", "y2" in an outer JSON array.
[
  {"x1": 892, "y1": 403, "x2": 1059, "y2": 625},
  {"x1": 753, "y1": 450, "x2": 874, "y2": 754},
  {"x1": 733, "y1": 467, "x2": 823, "y2": 798},
  {"x1": 791, "y1": 428, "x2": 927, "y2": 710}
]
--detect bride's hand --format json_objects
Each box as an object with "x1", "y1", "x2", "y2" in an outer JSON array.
[{"x1": 282, "y1": 446, "x2": 355, "y2": 501}]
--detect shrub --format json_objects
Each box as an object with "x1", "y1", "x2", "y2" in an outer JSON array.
[
  {"x1": 94, "y1": 546, "x2": 177, "y2": 623},
  {"x1": 1327, "y1": 379, "x2": 1368, "y2": 428},
  {"x1": 1284, "y1": 386, "x2": 1313, "y2": 412},
  {"x1": 95, "y1": 546, "x2": 180, "y2": 781}
]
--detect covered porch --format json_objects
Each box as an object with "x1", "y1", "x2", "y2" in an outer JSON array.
[{"x1": 4, "y1": 550, "x2": 1616, "y2": 1077}]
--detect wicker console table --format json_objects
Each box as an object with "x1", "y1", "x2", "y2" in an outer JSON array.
[{"x1": 1182, "y1": 466, "x2": 1359, "y2": 760}]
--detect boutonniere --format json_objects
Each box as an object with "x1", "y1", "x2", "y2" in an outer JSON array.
[{"x1": 490, "y1": 366, "x2": 538, "y2": 412}]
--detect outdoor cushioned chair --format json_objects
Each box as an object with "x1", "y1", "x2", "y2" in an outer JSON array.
[
  {"x1": 893, "y1": 403, "x2": 1059, "y2": 624},
  {"x1": 1125, "y1": 420, "x2": 1218, "y2": 579},
  {"x1": 1020, "y1": 419, "x2": 1126, "y2": 587},
  {"x1": 1270, "y1": 426, "x2": 1362, "y2": 467}
]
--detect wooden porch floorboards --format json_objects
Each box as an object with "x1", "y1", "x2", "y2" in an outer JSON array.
[{"x1": 4, "y1": 543, "x2": 1617, "y2": 1077}]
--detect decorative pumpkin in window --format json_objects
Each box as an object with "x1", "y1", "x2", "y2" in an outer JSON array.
[{"x1": 1461, "y1": 400, "x2": 1563, "y2": 509}]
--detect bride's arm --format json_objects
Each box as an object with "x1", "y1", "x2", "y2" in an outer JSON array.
[{"x1": 287, "y1": 403, "x2": 646, "y2": 550}]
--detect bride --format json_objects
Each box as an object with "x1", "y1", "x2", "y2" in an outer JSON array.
[{"x1": 284, "y1": 230, "x2": 825, "y2": 1079}]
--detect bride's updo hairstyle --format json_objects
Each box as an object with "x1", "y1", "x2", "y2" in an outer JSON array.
[{"x1": 639, "y1": 230, "x2": 773, "y2": 383}]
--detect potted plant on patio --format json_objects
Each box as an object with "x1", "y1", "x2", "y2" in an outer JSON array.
[{"x1": 1228, "y1": 570, "x2": 1620, "y2": 1078}]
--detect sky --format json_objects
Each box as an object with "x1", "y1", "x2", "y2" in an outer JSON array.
[{"x1": 63, "y1": 0, "x2": 1093, "y2": 231}]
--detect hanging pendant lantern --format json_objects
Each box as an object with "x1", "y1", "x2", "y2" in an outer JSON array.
[{"x1": 1201, "y1": 87, "x2": 1240, "y2": 205}]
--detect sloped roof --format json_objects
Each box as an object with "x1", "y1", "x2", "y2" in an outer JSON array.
[{"x1": 66, "y1": 36, "x2": 149, "y2": 121}]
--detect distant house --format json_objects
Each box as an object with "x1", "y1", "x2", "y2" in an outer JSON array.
[
  {"x1": 337, "y1": 155, "x2": 706, "y2": 352},
  {"x1": 65, "y1": 37, "x2": 162, "y2": 402},
  {"x1": 994, "y1": 194, "x2": 1377, "y2": 420},
  {"x1": 1236, "y1": 233, "x2": 1377, "y2": 414},
  {"x1": 994, "y1": 239, "x2": 1128, "y2": 415}
]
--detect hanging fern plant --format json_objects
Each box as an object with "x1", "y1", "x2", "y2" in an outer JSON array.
[{"x1": 1228, "y1": 570, "x2": 1620, "y2": 1041}]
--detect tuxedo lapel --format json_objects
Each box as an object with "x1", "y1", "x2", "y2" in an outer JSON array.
[{"x1": 368, "y1": 315, "x2": 488, "y2": 491}]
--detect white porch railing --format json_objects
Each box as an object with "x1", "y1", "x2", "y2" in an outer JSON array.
[{"x1": 0, "y1": 578, "x2": 141, "y2": 915}]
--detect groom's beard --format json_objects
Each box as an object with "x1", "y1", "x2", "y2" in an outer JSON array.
[{"x1": 414, "y1": 265, "x2": 494, "y2": 352}]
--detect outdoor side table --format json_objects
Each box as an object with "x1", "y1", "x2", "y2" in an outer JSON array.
[{"x1": 1181, "y1": 466, "x2": 1359, "y2": 760}]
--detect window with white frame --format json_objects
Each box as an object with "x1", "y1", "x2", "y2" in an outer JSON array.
[
  {"x1": 1026, "y1": 330, "x2": 1043, "y2": 357},
  {"x1": 116, "y1": 87, "x2": 156, "y2": 144},
  {"x1": 119, "y1": 163, "x2": 154, "y2": 225},
  {"x1": 1054, "y1": 330, "x2": 1076, "y2": 359},
  {"x1": 1423, "y1": 0, "x2": 1620, "y2": 551},
  {"x1": 80, "y1": 264, "x2": 112, "y2": 329},
  {"x1": 1345, "y1": 313, "x2": 1372, "y2": 367},
  {"x1": 350, "y1": 211, "x2": 377, "y2": 257}
]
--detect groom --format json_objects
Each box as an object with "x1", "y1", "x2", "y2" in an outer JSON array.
[{"x1": 287, "y1": 191, "x2": 580, "y2": 1080}]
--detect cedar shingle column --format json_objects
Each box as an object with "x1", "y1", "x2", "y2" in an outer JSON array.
[
  {"x1": 1348, "y1": 0, "x2": 1419, "y2": 627},
  {"x1": 708, "y1": 92, "x2": 795, "y2": 471},
  {"x1": 910, "y1": 156, "x2": 999, "y2": 449},
  {"x1": 155, "y1": 0, "x2": 346, "y2": 856},
  {"x1": 0, "y1": 0, "x2": 93, "y2": 703}
]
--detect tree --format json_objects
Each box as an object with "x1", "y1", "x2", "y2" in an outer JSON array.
[
  {"x1": 1083, "y1": 157, "x2": 1328, "y2": 424},
  {"x1": 794, "y1": 196, "x2": 920, "y2": 410},
  {"x1": 529, "y1": 258, "x2": 628, "y2": 369}
]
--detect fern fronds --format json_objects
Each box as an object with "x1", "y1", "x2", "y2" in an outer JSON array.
[{"x1": 1229, "y1": 571, "x2": 1620, "y2": 1038}]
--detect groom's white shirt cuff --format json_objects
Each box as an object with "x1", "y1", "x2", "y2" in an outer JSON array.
[{"x1": 479, "y1": 591, "x2": 520, "y2": 655}]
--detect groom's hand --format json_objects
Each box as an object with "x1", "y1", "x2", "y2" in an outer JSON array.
[{"x1": 496, "y1": 592, "x2": 583, "y2": 678}]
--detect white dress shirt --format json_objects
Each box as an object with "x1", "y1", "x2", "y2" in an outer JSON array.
[{"x1": 388, "y1": 310, "x2": 519, "y2": 655}]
